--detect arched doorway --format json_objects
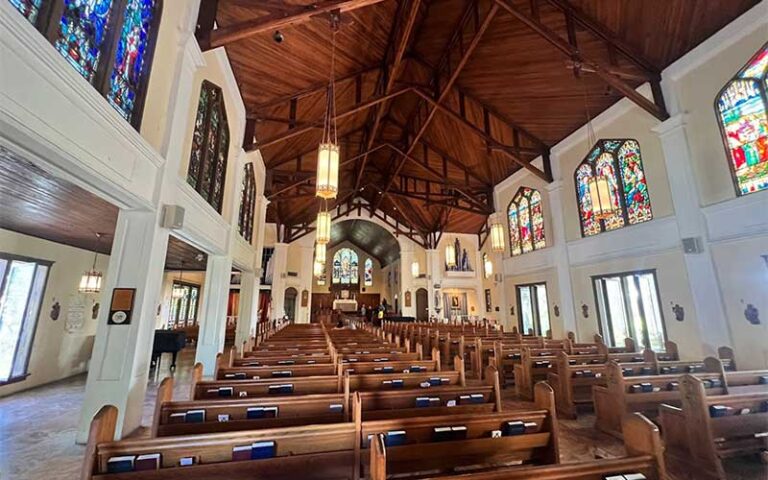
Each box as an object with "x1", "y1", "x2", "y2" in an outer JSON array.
[
  {"x1": 284, "y1": 287, "x2": 298, "y2": 322},
  {"x1": 416, "y1": 288, "x2": 428, "y2": 321}
]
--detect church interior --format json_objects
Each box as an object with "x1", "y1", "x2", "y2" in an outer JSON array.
[{"x1": 1, "y1": 0, "x2": 767, "y2": 479}]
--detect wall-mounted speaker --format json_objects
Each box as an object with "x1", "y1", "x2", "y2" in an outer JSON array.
[
  {"x1": 682, "y1": 237, "x2": 703, "y2": 254},
  {"x1": 494, "y1": 273, "x2": 503, "y2": 283},
  {"x1": 161, "y1": 205, "x2": 185, "y2": 229}
]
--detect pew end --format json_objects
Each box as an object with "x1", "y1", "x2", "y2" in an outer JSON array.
[
  {"x1": 150, "y1": 377, "x2": 174, "y2": 438},
  {"x1": 483, "y1": 364, "x2": 502, "y2": 412},
  {"x1": 622, "y1": 412, "x2": 668, "y2": 480},
  {"x1": 190, "y1": 362, "x2": 203, "y2": 400},
  {"x1": 431, "y1": 347, "x2": 441, "y2": 371},
  {"x1": 213, "y1": 352, "x2": 224, "y2": 380},
  {"x1": 80, "y1": 405, "x2": 118, "y2": 480},
  {"x1": 454, "y1": 354, "x2": 466, "y2": 386},
  {"x1": 369, "y1": 434, "x2": 386, "y2": 480},
  {"x1": 533, "y1": 381, "x2": 560, "y2": 465}
]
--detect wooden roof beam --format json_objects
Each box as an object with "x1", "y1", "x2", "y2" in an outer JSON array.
[
  {"x1": 494, "y1": 0, "x2": 668, "y2": 121},
  {"x1": 203, "y1": 0, "x2": 389, "y2": 50},
  {"x1": 354, "y1": 0, "x2": 424, "y2": 192}
]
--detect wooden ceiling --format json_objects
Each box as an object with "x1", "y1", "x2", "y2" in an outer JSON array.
[
  {"x1": 165, "y1": 235, "x2": 209, "y2": 271},
  {"x1": 330, "y1": 219, "x2": 401, "y2": 266},
  {"x1": 202, "y1": 0, "x2": 758, "y2": 246}
]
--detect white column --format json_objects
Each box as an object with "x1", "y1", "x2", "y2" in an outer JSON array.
[
  {"x1": 545, "y1": 181, "x2": 578, "y2": 338},
  {"x1": 400, "y1": 247, "x2": 416, "y2": 317},
  {"x1": 295, "y1": 244, "x2": 315, "y2": 323},
  {"x1": 270, "y1": 242, "x2": 289, "y2": 321},
  {"x1": 425, "y1": 249, "x2": 442, "y2": 318},
  {"x1": 653, "y1": 115, "x2": 732, "y2": 355},
  {"x1": 195, "y1": 255, "x2": 233, "y2": 376},
  {"x1": 77, "y1": 209, "x2": 169, "y2": 442},
  {"x1": 235, "y1": 271, "x2": 256, "y2": 349}
]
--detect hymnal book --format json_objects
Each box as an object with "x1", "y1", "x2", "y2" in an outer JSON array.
[
  {"x1": 348, "y1": 358, "x2": 358, "y2": 363},
  {"x1": 225, "y1": 373, "x2": 236, "y2": 379},
  {"x1": 451, "y1": 425, "x2": 467, "y2": 440},
  {"x1": 687, "y1": 365, "x2": 702, "y2": 373},
  {"x1": 640, "y1": 383, "x2": 653, "y2": 392},
  {"x1": 660, "y1": 367, "x2": 678, "y2": 374},
  {"x1": 218, "y1": 387, "x2": 234, "y2": 397},
  {"x1": 251, "y1": 441, "x2": 276, "y2": 460},
  {"x1": 432, "y1": 426, "x2": 453, "y2": 442},
  {"x1": 428, "y1": 377, "x2": 442, "y2": 386},
  {"x1": 504, "y1": 421, "x2": 526, "y2": 436},
  {"x1": 761, "y1": 401, "x2": 768, "y2": 412},
  {"x1": 624, "y1": 474, "x2": 648, "y2": 480},
  {"x1": 410, "y1": 366, "x2": 426, "y2": 372},
  {"x1": 416, "y1": 396, "x2": 431, "y2": 408},
  {"x1": 185, "y1": 409, "x2": 205, "y2": 423},
  {"x1": 232, "y1": 445, "x2": 252, "y2": 461},
  {"x1": 384, "y1": 430, "x2": 406, "y2": 446},
  {"x1": 640, "y1": 367, "x2": 652, "y2": 375},
  {"x1": 268, "y1": 384, "x2": 293, "y2": 394},
  {"x1": 107, "y1": 456, "x2": 135, "y2": 473},
  {"x1": 247, "y1": 406, "x2": 278, "y2": 419},
  {"x1": 169, "y1": 412, "x2": 186, "y2": 424},
  {"x1": 429, "y1": 397, "x2": 441, "y2": 407},
  {"x1": 709, "y1": 405, "x2": 730, "y2": 417},
  {"x1": 440, "y1": 378, "x2": 450, "y2": 384},
  {"x1": 329, "y1": 403, "x2": 343, "y2": 413},
  {"x1": 630, "y1": 384, "x2": 643, "y2": 393},
  {"x1": 569, "y1": 360, "x2": 578, "y2": 365},
  {"x1": 391, "y1": 379, "x2": 404, "y2": 388},
  {"x1": 709, "y1": 379, "x2": 723, "y2": 388},
  {"x1": 470, "y1": 393, "x2": 484, "y2": 404},
  {"x1": 533, "y1": 361, "x2": 551, "y2": 368},
  {"x1": 271, "y1": 370, "x2": 292, "y2": 378},
  {"x1": 622, "y1": 368, "x2": 634, "y2": 377},
  {"x1": 234, "y1": 372, "x2": 247, "y2": 379},
  {"x1": 135, "y1": 453, "x2": 161, "y2": 471},
  {"x1": 524, "y1": 422, "x2": 537, "y2": 433},
  {"x1": 244, "y1": 362, "x2": 260, "y2": 366},
  {"x1": 759, "y1": 375, "x2": 768, "y2": 385},
  {"x1": 667, "y1": 382, "x2": 679, "y2": 391},
  {"x1": 277, "y1": 360, "x2": 295, "y2": 365},
  {"x1": 307, "y1": 360, "x2": 316, "y2": 364},
  {"x1": 382, "y1": 366, "x2": 394, "y2": 373},
  {"x1": 539, "y1": 352, "x2": 552, "y2": 356},
  {"x1": 590, "y1": 359, "x2": 603, "y2": 364}
]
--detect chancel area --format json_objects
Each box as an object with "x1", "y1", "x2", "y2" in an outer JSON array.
[{"x1": 0, "y1": 0, "x2": 767, "y2": 479}]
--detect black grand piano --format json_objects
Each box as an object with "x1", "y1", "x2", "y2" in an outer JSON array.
[{"x1": 151, "y1": 330, "x2": 186, "y2": 369}]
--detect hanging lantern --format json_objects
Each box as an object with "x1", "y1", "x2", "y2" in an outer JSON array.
[
  {"x1": 314, "y1": 261, "x2": 324, "y2": 278},
  {"x1": 489, "y1": 213, "x2": 505, "y2": 253},
  {"x1": 315, "y1": 242, "x2": 327, "y2": 264},
  {"x1": 445, "y1": 243, "x2": 456, "y2": 268},
  {"x1": 79, "y1": 233, "x2": 103, "y2": 293},
  {"x1": 588, "y1": 175, "x2": 616, "y2": 220},
  {"x1": 316, "y1": 15, "x2": 341, "y2": 199},
  {"x1": 484, "y1": 256, "x2": 494, "y2": 278},
  {"x1": 171, "y1": 260, "x2": 186, "y2": 299},
  {"x1": 411, "y1": 261, "x2": 419, "y2": 278},
  {"x1": 315, "y1": 210, "x2": 332, "y2": 244}
]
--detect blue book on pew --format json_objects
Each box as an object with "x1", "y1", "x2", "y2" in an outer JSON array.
[
  {"x1": 218, "y1": 387, "x2": 234, "y2": 397},
  {"x1": 503, "y1": 421, "x2": 526, "y2": 436},
  {"x1": 385, "y1": 430, "x2": 406, "y2": 446},
  {"x1": 709, "y1": 405, "x2": 730, "y2": 418},
  {"x1": 429, "y1": 377, "x2": 442, "y2": 386},
  {"x1": 759, "y1": 376, "x2": 768, "y2": 385},
  {"x1": 251, "y1": 441, "x2": 276, "y2": 460},
  {"x1": 185, "y1": 409, "x2": 205, "y2": 423},
  {"x1": 640, "y1": 383, "x2": 653, "y2": 392},
  {"x1": 329, "y1": 404, "x2": 343, "y2": 413},
  {"x1": 432, "y1": 426, "x2": 453, "y2": 442},
  {"x1": 640, "y1": 367, "x2": 652, "y2": 375},
  {"x1": 761, "y1": 401, "x2": 768, "y2": 412},
  {"x1": 247, "y1": 406, "x2": 278, "y2": 419},
  {"x1": 107, "y1": 456, "x2": 135, "y2": 473},
  {"x1": 233, "y1": 372, "x2": 247, "y2": 379},
  {"x1": 271, "y1": 371, "x2": 293, "y2": 378},
  {"x1": 416, "y1": 396, "x2": 431, "y2": 407},
  {"x1": 391, "y1": 379, "x2": 404, "y2": 388}
]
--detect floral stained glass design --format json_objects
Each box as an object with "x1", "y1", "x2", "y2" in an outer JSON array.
[
  {"x1": 9, "y1": 0, "x2": 43, "y2": 23},
  {"x1": 106, "y1": 0, "x2": 157, "y2": 122},
  {"x1": 54, "y1": 0, "x2": 115, "y2": 82},
  {"x1": 508, "y1": 187, "x2": 545, "y2": 257},
  {"x1": 186, "y1": 81, "x2": 229, "y2": 212},
  {"x1": 332, "y1": 248, "x2": 359, "y2": 285},
  {"x1": 364, "y1": 258, "x2": 373, "y2": 287},
  {"x1": 238, "y1": 163, "x2": 256, "y2": 243},
  {"x1": 717, "y1": 44, "x2": 768, "y2": 196},
  {"x1": 575, "y1": 139, "x2": 652, "y2": 237}
]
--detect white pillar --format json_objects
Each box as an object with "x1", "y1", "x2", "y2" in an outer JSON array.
[
  {"x1": 296, "y1": 243, "x2": 314, "y2": 323},
  {"x1": 270, "y1": 242, "x2": 289, "y2": 321},
  {"x1": 77, "y1": 209, "x2": 169, "y2": 442},
  {"x1": 425, "y1": 249, "x2": 442, "y2": 318},
  {"x1": 195, "y1": 255, "x2": 233, "y2": 376},
  {"x1": 400, "y1": 247, "x2": 416, "y2": 317},
  {"x1": 545, "y1": 181, "x2": 578, "y2": 338},
  {"x1": 235, "y1": 271, "x2": 256, "y2": 349},
  {"x1": 653, "y1": 115, "x2": 733, "y2": 355}
]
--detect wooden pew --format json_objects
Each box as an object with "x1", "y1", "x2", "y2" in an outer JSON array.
[
  {"x1": 370, "y1": 413, "x2": 668, "y2": 480},
  {"x1": 216, "y1": 363, "x2": 337, "y2": 380},
  {"x1": 360, "y1": 382, "x2": 559, "y2": 478},
  {"x1": 659, "y1": 374, "x2": 768, "y2": 480},
  {"x1": 82, "y1": 405, "x2": 358, "y2": 480},
  {"x1": 192, "y1": 374, "x2": 342, "y2": 400}
]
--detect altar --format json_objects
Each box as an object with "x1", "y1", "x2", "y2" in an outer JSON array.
[{"x1": 332, "y1": 299, "x2": 358, "y2": 312}]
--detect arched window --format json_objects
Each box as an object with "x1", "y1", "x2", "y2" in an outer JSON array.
[
  {"x1": 332, "y1": 248, "x2": 358, "y2": 285},
  {"x1": 187, "y1": 80, "x2": 229, "y2": 213},
  {"x1": 364, "y1": 258, "x2": 373, "y2": 286},
  {"x1": 507, "y1": 187, "x2": 545, "y2": 256},
  {"x1": 575, "y1": 139, "x2": 652, "y2": 237},
  {"x1": 238, "y1": 163, "x2": 256, "y2": 242},
  {"x1": 716, "y1": 44, "x2": 768, "y2": 196},
  {"x1": 9, "y1": 0, "x2": 162, "y2": 128}
]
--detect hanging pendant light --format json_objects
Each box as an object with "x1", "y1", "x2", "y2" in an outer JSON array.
[
  {"x1": 315, "y1": 242, "x2": 327, "y2": 264},
  {"x1": 313, "y1": 261, "x2": 324, "y2": 278},
  {"x1": 488, "y1": 213, "x2": 505, "y2": 253},
  {"x1": 411, "y1": 261, "x2": 419, "y2": 278},
  {"x1": 172, "y1": 261, "x2": 186, "y2": 299},
  {"x1": 79, "y1": 233, "x2": 103, "y2": 293},
  {"x1": 445, "y1": 242, "x2": 456, "y2": 268},
  {"x1": 316, "y1": 14, "x2": 341, "y2": 199},
  {"x1": 484, "y1": 255, "x2": 494, "y2": 278},
  {"x1": 315, "y1": 209, "x2": 331, "y2": 244}
]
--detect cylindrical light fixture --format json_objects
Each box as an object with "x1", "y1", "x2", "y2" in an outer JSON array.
[
  {"x1": 411, "y1": 261, "x2": 419, "y2": 278},
  {"x1": 588, "y1": 175, "x2": 615, "y2": 220},
  {"x1": 315, "y1": 242, "x2": 327, "y2": 264},
  {"x1": 315, "y1": 210, "x2": 331, "y2": 244},
  {"x1": 484, "y1": 256, "x2": 494, "y2": 278},
  {"x1": 313, "y1": 261, "x2": 324, "y2": 277},
  {"x1": 79, "y1": 269, "x2": 102, "y2": 293},
  {"x1": 488, "y1": 213, "x2": 505, "y2": 253},
  {"x1": 316, "y1": 143, "x2": 339, "y2": 199},
  {"x1": 445, "y1": 243, "x2": 456, "y2": 268}
]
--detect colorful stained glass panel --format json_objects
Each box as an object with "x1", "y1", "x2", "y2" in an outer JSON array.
[
  {"x1": 9, "y1": 0, "x2": 42, "y2": 23},
  {"x1": 364, "y1": 258, "x2": 373, "y2": 286},
  {"x1": 576, "y1": 164, "x2": 600, "y2": 236},
  {"x1": 618, "y1": 140, "x2": 653, "y2": 224},
  {"x1": 518, "y1": 197, "x2": 533, "y2": 253},
  {"x1": 595, "y1": 153, "x2": 625, "y2": 231},
  {"x1": 530, "y1": 190, "x2": 545, "y2": 249},
  {"x1": 508, "y1": 203, "x2": 521, "y2": 256},
  {"x1": 106, "y1": 0, "x2": 157, "y2": 122},
  {"x1": 55, "y1": 0, "x2": 114, "y2": 82}
]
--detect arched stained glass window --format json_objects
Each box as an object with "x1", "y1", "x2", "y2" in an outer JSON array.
[
  {"x1": 364, "y1": 258, "x2": 373, "y2": 287},
  {"x1": 575, "y1": 139, "x2": 652, "y2": 237},
  {"x1": 187, "y1": 80, "x2": 229, "y2": 213},
  {"x1": 716, "y1": 44, "x2": 768, "y2": 196},
  {"x1": 508, "y1": 187, "x2": 545, "y2": 257},
  {"x1": 8, "y1": 0, "x2": 161, "y2": 129},
  {"x1": 238, "y1": 163, "x2": 256, "y2": 243},
  {"x1": 332, "y1": 248, "x2": 359, "y2": 285}
]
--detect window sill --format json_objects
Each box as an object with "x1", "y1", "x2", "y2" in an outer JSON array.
[{"x1": 0, "y1": 374, "x2": 30, "y2": 387}]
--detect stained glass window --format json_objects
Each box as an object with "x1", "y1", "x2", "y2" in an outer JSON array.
[
  {"x1": 9, "y1": 0, "x2": 43, "y2": 24},
  {"x1": 238, "y1": 163, "x2": 256, "y2": 243},
  {"x1": 575, "y1": 139, "x2": 652, "y2": 237},
  {"x1": 364, "y1": 258, "x2": 373, "y2": 287},
  {"x1": 716, "y1": 44, "x2": 768, "y2": 196},
  {"x1": 332, "y1": 248, "x2": 359, "y2": 285},
  {"x1": 106, "y1": 0, "x2": 159, "y2": 123},
  {"x1": 507, "y1": 187, "x2": 545, "y2": 257},
  {"x1": 187, "y1": 81, "x2": 229, "y2": 213},
  {"x1": 9, "y1": 0, "x2": 161, "y2": 129}
]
